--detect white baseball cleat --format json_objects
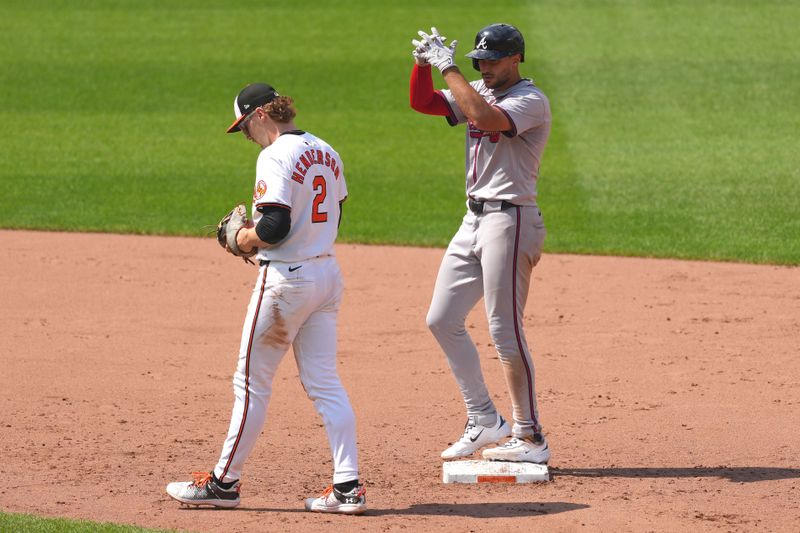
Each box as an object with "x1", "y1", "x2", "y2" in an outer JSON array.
[
  {"x1": 482, "y1": 434, "x2": 551, "y2": 464},
  {"x1": 440, "y1": 415, "x2": 512, "y2": 460},
  {"x1": 166, "y1": 472, "x2": 241, "y2": 508},
  {"x1": 304, "y1": 484, "x2": 367, "y2": 515}
]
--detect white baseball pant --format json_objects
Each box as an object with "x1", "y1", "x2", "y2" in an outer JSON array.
[{"x1": 214, "y1": 257, "x2": 359, "y2": 484}]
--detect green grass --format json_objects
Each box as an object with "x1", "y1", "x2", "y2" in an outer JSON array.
[
  {"x1": 0, "y1": 512, "x2": 174, "y2": 532},
  {"x1": 0, "y1": 0, "x2": 797, "y2": 263},
  {"x1": 0, "y1": 0, "x2": 499, "y2": 245},
  {"x1": 529, "y1": 0, "x2": 800, "y2": 263}
]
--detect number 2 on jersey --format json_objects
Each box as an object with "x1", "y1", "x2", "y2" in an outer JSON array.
[{"x1": 312, "y1": 175, "x2": 328, "y2": 223}]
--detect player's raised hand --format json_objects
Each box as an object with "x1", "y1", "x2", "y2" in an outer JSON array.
[
  {"x1": 420, "y1": 27, "x2": 458, "y2": 74},
  {"x1": 429, "y1": 27, "x2": 446, "y2": 44},
  {"x1": 417, "y1": 28, "x2": 446, "y2": 46},
  {"x1": 412, "y1": 27, "x2": 451, "y2": 64},
  {"x1": 412, "y1": 29, "x2": 434, "y2": 66},
  {"x1": 411, "y1": 36, "x2": 429, "y2": 66}
]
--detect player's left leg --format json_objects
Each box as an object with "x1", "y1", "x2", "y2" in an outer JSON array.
[
  {"x1": 294, "y1": 292, "x2": 359, "y2": 486},
  {"x1": 294, "y1": 257, "x2": 365, "y2": 514},
  {"x1": 476, "y1": 205, "x2": 550, "y2": 463}
]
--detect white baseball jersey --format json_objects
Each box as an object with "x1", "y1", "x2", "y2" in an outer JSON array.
[
  {"x1": 440, "y1": 79, "x2": 551, "y2": 205},
  {"x1": 250, "y1": 131, "x2": 347, "y2": 262},
  {"x1": 214, "y1": 128, "x2": 359, "y2": 487}
]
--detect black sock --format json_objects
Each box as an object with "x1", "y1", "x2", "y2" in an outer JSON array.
[
  {"x1": 212, "y1": 472, "x2": 238, "y2": 490},
  {"x1": 333, "y1": 479, "x2": 360, "y2": 493}
]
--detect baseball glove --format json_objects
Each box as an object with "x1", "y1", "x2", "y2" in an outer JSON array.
[{"x1": 216, "y1": 204, "x2": 257, "y2": 264}]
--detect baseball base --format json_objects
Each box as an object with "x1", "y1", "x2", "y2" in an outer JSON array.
[{"x1": 442, "y1": 460, "x2": 550, "y2": 484}]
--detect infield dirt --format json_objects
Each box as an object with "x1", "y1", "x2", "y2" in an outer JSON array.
[{"x1": 1, "y1": 230, "x2": 798, "y2": 532}]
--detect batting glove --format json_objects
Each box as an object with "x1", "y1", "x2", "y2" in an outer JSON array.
[
  {"x1": 411, "y1": 31, "x2": 431, "y2": 66},
  {"x1": 411, "y1": 46, "x2": 429, "y2": 66},
  {"x1": 419, "y1": 27, "x2": 458, "y2": 74}
]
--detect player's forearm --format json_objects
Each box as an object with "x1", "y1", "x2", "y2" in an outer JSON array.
[
  {"x1": 410, "y1": 64, "x2": 450, "y2": 116},
  {"x1": 236, "y1": 227, "x2": 269, "y2": 254},
  {"x1": 236, "y1": 205, "x2": 291, "y2": 253},
  {"x1": 442, "y1": 69, "x2": 509, "y2": 131}
]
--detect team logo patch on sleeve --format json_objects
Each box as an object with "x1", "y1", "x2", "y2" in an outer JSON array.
[{"x1": 254, "y1": 180, "x2": 267, "y2": 200}]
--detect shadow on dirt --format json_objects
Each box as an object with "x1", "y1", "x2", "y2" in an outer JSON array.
[
  {"x1": 229, "y1": 501, "x2": 589, "y2": 517},
  {"x1": 553, "y1": 466, "x2": 800, "y2": 483},
  {"x1": 367, "y1": 502, "x2": 589, "y2": 518},
  {"x1": 367, "y1": 501, "x2": 589, "y2": 517}
]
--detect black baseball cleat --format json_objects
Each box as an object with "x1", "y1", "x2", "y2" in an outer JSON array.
[{"x1": 166, "y1": 472, "x2": 241, "y2": 508}]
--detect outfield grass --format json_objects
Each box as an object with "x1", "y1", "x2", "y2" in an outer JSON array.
[
  {"x1": 529, "y1": 0, "x2": 800, "y2": 264},
  {"x1": 0, "y1": 0, "x2": 797, "y2": 264},
  {"x1": 0, "y1": 512, "x2": 174, "y2": 533}
]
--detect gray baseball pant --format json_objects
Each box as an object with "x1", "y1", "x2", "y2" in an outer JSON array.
[{"x1": 426, "y1": 204, "x2": 546, "y2": 438}]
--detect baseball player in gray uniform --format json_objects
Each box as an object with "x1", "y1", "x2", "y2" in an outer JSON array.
[
  {"x1": 166, "y1": 83, "x2": 366, "y2": 514},
  {"x1": 410, "y1": 24, "x2": 552, "y2": 463}
]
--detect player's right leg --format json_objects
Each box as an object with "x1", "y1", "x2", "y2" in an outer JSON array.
[
  {"x1": 213, "y1": 264, "x2": 313, "y2": 484},
  {"x1": 426, "y1": 214, "x2": 509, "y2": 459},
  {"x1": 166, "y1": 263, "x2": 312, "y2": 507}
]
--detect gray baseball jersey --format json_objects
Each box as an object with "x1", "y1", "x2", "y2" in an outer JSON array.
[
  {"x1": 427, "y1": 77, "x2": 551, "y2": 443},
  {"x1": 439, "y1": 78, "x2": 551, "y2": 205}
]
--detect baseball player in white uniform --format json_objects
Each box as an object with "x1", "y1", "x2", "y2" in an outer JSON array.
[
  {"x1": 166, "y1": 83, "x2": 366, "y2": 514},
  {"x1": 410, "y1": 24, "x2": 552, "y2": 463}
]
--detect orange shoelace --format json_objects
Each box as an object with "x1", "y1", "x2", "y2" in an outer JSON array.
[
  {"x1": 323, "y1": 484, "x2": 366, "y2": 498},
  {"x1": 191, "y1": 471, "x2": 242, "y2": 493},
  {"x1": 191, "y1": 472, "x2": 212, "y2": 487}
]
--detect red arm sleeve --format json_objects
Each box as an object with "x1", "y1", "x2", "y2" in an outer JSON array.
[{"x1": 409, "y1": 63, "x2": 450, "y2": 116}]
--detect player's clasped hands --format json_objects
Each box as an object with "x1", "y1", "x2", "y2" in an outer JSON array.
[{"x1": 412, "y1": 27, "x2": 458, "y2": 72}]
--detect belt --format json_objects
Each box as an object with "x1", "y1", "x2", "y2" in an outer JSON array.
[
  {"x1": 258, "y1": 254, "x2": 332, "y2": 267},
  {"x1": 468, "y1": 198, "x2": 516, "y2": 214}
]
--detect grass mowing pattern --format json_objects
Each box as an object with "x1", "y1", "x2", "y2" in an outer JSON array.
[
  {"x1": 0, "y1": 0, "x2": 512, "y2": 246},
  {"x1": 0, "y1": 0, "x2": 797, "y2": 264},
  {"x1": 0, "y1": 512, "x2": 175, "y2": 533},
  {"x1": 529, "y1": 0, "x2": 800, "y2": 263}
]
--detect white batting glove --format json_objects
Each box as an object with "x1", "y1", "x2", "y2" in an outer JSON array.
[
  {"x1": 419, "y1": 27, "x2": 458, "y2": 74},
  {"x1": 411, "y1": 31, "x2": 431, "y2": 66},
  {"x1": 412, "y1": 28, "x2": 451, "y2": 66},
  {"x1": 411, "y1": 45, "x2": 429, "y2": 66}
]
